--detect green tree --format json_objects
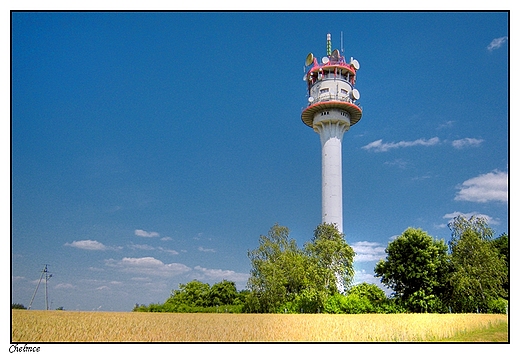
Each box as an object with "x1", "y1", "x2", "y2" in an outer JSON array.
[
  {"x1": 246, "y1": 223, "x2": 356, "y2": 313},
  {"x1": 448, "y1": 215, "x2": 508, "y2": 312},
  {"x1": 166, "y1": 280, "x2": 211, "y2": 308},
  {"x1": 491, "y1": 233, "x2": 509, "y2": 299},
  {"x1": 374, "y1": 228, "x2": 450, "y2": 312},
  {"x1": 304, "y1": 223, "x2": 355, "y2": 294},
  {"x1": 246, "y1": 224, "x2": 308, "y2": 313},
  {"x1": 347, "y1": 282, "x2": 387, "y2": 303},
  {"x1": 209, "y1": 280, "x2": 238, "y2": 306}
]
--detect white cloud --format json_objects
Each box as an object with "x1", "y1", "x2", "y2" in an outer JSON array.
[
  {"x1": 443, "y1": 211, "x2": 500, "y2": 225},
  {"x1": 135, "y1": 229, "x2": 159, "y2": 237},
  {"x1": 193, "y1": 266, "x2": 249, "y2": 284},
  {"x1": 353, "y1": 269, "x2": 379, "y2": 284},
  {"x1": 352, "y1": 241, "x2": 386, "y2": 262},
  {"x1": 452, "y1": 138, "x2": 484, "y2": 149},
  {"x1": 362, "y1": 136, "x2": 485, "y2": 152},
  {"x1": 487, "y1": 36, "x2": 508, "y2": 51},
  {"x1": 455, "y1": 170, "x2": 508, "y2": 203},
  {"x1": 105, "y1": 257, "x2": 191, "y2": 277},
  {"x1": 55, "y1": 283, "x2": 76, "y2": 290},
  {"x1": 437, "y1": 120, "x2": 455, "y2": 129},
  {"x1": 131, "y1": 277, "x2": 152, "y2": 282},
  {"x1": 384, "y1": 158, "x2": 408, "y2": 169},
  {"x1": 65, "y1": 240, "x2": 107, "y2": 251},
  {"x1": 129, "y1": 243, "x2": 155, "y2": 251},
  {"x1": 88, "y1": 267, "x2": 104, "y2": 272},
  {"x1": 198, "y1": 246, "x2": 216, "y2": 253},
  {"x1": 158, "y1": 247, "x2": 179, "y2": 255},
  {"x1": 362, "y1": 137, "x2": 440, "y2": 152}
]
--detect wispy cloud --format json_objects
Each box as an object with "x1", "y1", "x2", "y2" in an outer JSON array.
[
  {"x1": 129, "y1": 243, "x2": 155, "y2": 251},
  {"x1": 352, "y1": 241, "x2": 386, "y2": 262},
  {"x1": 65, "y1": 240, "x2": 107, "y2": 251},
  {"x1": 362, "y1": 137, "x2": 440, "y2": 152},
  {"x1": 437, "y1": 120, "x2": 455, "y2": 130},
  {"x1": 487, "y1": 36, "x2": 508, "y2": 51},
  {"x1": 198, "y1": 246, "x2": 216, "y2": 253},
  {"x1": 135, "y1": 229, "x2": 159, "y2": 237},
  {"x1": 384, "y1": 158, "x2": 408, "y2": 169},
  {"x1": 193, "y1": 266, "x2": 249, "y2": 283},
  {"x1": 127, "y1": 243, "x2": 179, "y2": 255},
  {"x1": 443, "y1": 211, "x2": 500, "y2": 225},
  {"x1": 353, "y1": 269, "x2": 382, "y2": 286},
  {"x1": 452, "y1": 138, "x2": 484, "y2": 149},
  {"x1": 157, "y1": 247, "x2": 179, "y2": 255},
  {"x1": 363, "y1": 137, "x2": 484, "y2": 152},
  {"x1": 55, "y1": 283, "x2": 76, "y2": 290},
  {"x1": 455, "y1": 170, "x2": 508, "y2": 203},
  {"x1": 105, "y1": 257, "x2": 191, "y2": 277}
]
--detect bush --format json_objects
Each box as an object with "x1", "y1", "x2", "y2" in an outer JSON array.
[
  {"x1": 487, "y1": 298, "x2": 508, "y2": 314},
  {"x1": 323, "y1": 293, "x2": 374, "y2": 314},
  {"x1": 323, "y1": 293, "x2": 345, "y2": 314},
  {"x1": 342, "y1": 294, "x2": 373, "y2": 314},
  {"x1": 374, "y1": 300, "x2": 406, "y2": 314}
]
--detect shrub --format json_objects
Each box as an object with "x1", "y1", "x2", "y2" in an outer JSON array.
[{"x1": 487, "y1": 298, "x2": 508, "y2": 314}]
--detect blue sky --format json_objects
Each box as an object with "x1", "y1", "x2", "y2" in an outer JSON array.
[{"x1": 11, "y1": 11, "x2": 509, "y2": 312}]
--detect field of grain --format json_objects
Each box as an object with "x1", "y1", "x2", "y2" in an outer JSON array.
[{"x1": 11, "y1": 310, "x2": 508, "y2": 342}]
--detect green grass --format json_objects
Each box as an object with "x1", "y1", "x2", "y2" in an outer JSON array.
[{"x1": 438, "y1": 321, "x2": 508, "y2": 342}]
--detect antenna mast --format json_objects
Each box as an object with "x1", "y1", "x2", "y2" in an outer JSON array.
[{"x1": 340, "y1": 31, "x2": 344, "y2": 55}]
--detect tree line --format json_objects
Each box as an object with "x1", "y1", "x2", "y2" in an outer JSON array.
[{"x1": 134, "y1": 215, "x2": 508, "y2": 314}]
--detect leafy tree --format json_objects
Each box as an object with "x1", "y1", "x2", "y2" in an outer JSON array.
[
  {"x1": 491, "y1": 233, "x2": 509, "y2": 267},
  {"x1": 448, "y1": 215, "x2": 508, "y2": 312},
  {"x1": 11, "y1": 303, "x2": 26, "y2": 310},
  {"x1": 347, "y1": 282, "x2": 387, "y2": 303},
  {"x1": 304, "y1": 223, "x2": 355, "y2": 294},
  {"x1": 246, "y1": 224, "x2": 308, "y2": 313},
  {"x1": 246, "y1": 223, "x2": 356, "y2": 313},
  {"x1": 374, "y1": 228, "x2": 450, "y2": 312},
  {"x1": 166, "y1": 280, "x2": 211, "y2": 308},
  {"x1": 491, "y1": 233, "x2": 509, "y2": 299},
  {"x1": 209, "y1": 280, "x2": 238, "y2": 306}
]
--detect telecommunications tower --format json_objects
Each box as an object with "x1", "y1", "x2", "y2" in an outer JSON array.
[{"x1": 301, "y1": 33, "x2": 362, "y2": 234}]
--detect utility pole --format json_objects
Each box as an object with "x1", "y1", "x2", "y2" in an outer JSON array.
[{"x1": 28, "y1": 264, "x2": 52, "y2": 310}]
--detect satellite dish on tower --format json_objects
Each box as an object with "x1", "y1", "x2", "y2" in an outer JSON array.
[
  {"x1": 350, "y1": 58, "x2": 360, "y2": 70},
  {"x1": 351, "y1": 89, "x2": 360, "y2": 100},
  {"x1": 321, "y1": 57, "x2": 329, "y2": 64},
  {"x1": 305, "y1": 53, "x2": 314, "y2": 66}
]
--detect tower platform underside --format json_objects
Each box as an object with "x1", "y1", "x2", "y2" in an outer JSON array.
[{"x1": 301, "y1": 101, "x2": 362, "y2": 129}]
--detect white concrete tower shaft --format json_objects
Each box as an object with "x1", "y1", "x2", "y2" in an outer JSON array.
[{"x1": 315, "y1": 119, "x2": 349, "y2": 233}]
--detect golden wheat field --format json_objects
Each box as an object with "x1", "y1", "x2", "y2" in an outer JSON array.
[{"x1": 11, "y1": 310, "x2": 507, "y2": 342}]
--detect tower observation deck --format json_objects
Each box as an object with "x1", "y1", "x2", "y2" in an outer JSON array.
[{"x1": 301, "y1": 33, "x2": 362, "y2": 233}]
